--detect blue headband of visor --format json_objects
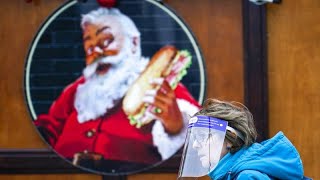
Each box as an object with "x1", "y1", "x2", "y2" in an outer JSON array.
[{"x1": 188, "y1": 115, "x2": 245, "y2": 141}]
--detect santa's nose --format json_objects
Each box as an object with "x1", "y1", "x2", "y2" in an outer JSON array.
[{"x1": 85, "y1": 46, "x2": 104, "y2": 65}]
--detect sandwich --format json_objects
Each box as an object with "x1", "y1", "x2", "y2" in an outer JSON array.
[{"x1": 122, "y1": 45, "x2": 192, "y2": 128}]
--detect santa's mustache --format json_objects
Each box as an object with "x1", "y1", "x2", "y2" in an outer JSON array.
[
  {"x1": 83, "y1": 43, "x2": 132, "y2": 79},
  {"x1": 83, "y1": 53, "x2": 126, "y2": 79}
]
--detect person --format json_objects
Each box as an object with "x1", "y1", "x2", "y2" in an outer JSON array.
[
  {"x1": 34, "y1": 8, "x2": 200, "y2": 173},
  {"x1": 178, "y1": 98, "x2": 305, "y2": 180}
]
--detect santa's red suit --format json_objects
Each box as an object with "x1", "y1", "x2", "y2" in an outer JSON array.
[{"x1": 35, "y1": 77, "x2": 200, "y2": 165}]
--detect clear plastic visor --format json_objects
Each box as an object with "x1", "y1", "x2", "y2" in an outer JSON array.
[{"x1": 178, "y1": 116, "x2": 228, "y2": 179}]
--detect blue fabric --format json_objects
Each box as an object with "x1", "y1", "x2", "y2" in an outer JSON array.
[{"x1": 208, "y1": 131, "x2": 304, "y2": 180}]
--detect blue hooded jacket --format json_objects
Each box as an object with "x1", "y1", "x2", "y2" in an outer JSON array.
[{"x1": 208, "y1": 131, "x2": 304, "y2": 180}]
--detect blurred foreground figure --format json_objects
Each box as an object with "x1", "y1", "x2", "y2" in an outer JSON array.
[{"x1": 178, "y1": 98, "x2": 306, "y2": 180}]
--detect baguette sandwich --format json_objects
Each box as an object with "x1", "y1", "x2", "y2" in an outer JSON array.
[{"x1": 122, "y1": 46, "x2": 192, "y2": 128}]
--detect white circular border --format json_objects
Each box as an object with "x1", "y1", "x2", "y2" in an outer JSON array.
[{"x1": 25, "y1": 0, "x2": 206, "y2": 120}]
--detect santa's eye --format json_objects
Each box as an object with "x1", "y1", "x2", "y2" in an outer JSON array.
[
  {"x1": 102, "y1": 37, "x2": 114, "y2": 48},
  {"x1": 103, "y1": 40, "x2": 109, "y2": 47}
]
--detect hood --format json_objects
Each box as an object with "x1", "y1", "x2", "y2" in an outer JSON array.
[{"x1": 209, "y1": 131, "x2": 304, "y2": 180}]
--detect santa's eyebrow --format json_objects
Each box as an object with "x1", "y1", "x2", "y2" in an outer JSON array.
[{"x1": 96, "y1": 26, "x2": 110, "y2": 36}]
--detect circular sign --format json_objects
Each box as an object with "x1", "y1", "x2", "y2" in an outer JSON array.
[{"x1": 24, "y1": 0, "x2": 206, "y2": 175}]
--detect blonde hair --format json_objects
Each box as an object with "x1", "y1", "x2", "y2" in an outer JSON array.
[{"x1": 194, "y1": 98, "x2": 257, "y2": 153}]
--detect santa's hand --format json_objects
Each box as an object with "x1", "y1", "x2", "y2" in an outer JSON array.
[{"x1": 143, "y1": 78, "x2": 183, "y2": 134}]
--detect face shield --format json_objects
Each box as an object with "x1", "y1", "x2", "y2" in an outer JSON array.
[{"x1": 178, "y1": 115, "x2": 228, "y2": 179}]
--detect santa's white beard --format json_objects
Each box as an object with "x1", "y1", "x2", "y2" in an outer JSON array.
[{"x1": 74, "y1": 47, "x2": 148, "y2": 123}]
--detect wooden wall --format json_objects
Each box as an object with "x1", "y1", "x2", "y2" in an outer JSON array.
[
  {"x1": 267, "y1": 0, "x2": 320, "y2": 179},
  {"x1": 0, "y1": 0, "x2": 243, "y2": 180},
  {"x1": 2, "y1": 0, "x2": 319, "y2": 179}
]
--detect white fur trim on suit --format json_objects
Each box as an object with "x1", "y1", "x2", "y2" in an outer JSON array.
[{"x1": 152, "y1": 99, "x2": 199, "y2": 160}]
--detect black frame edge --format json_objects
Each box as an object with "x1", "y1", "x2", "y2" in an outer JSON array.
[
  {"x1": 242, "y1": 0, "x2": 269, "y2": 141},
  {"x1": 0, "y1": 149, "x2": 181, "y2": 179}
]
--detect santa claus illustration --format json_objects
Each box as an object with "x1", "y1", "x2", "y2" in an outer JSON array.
[{"x1": 35, "y1": 7, "x2": 200, "y2": 173}]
